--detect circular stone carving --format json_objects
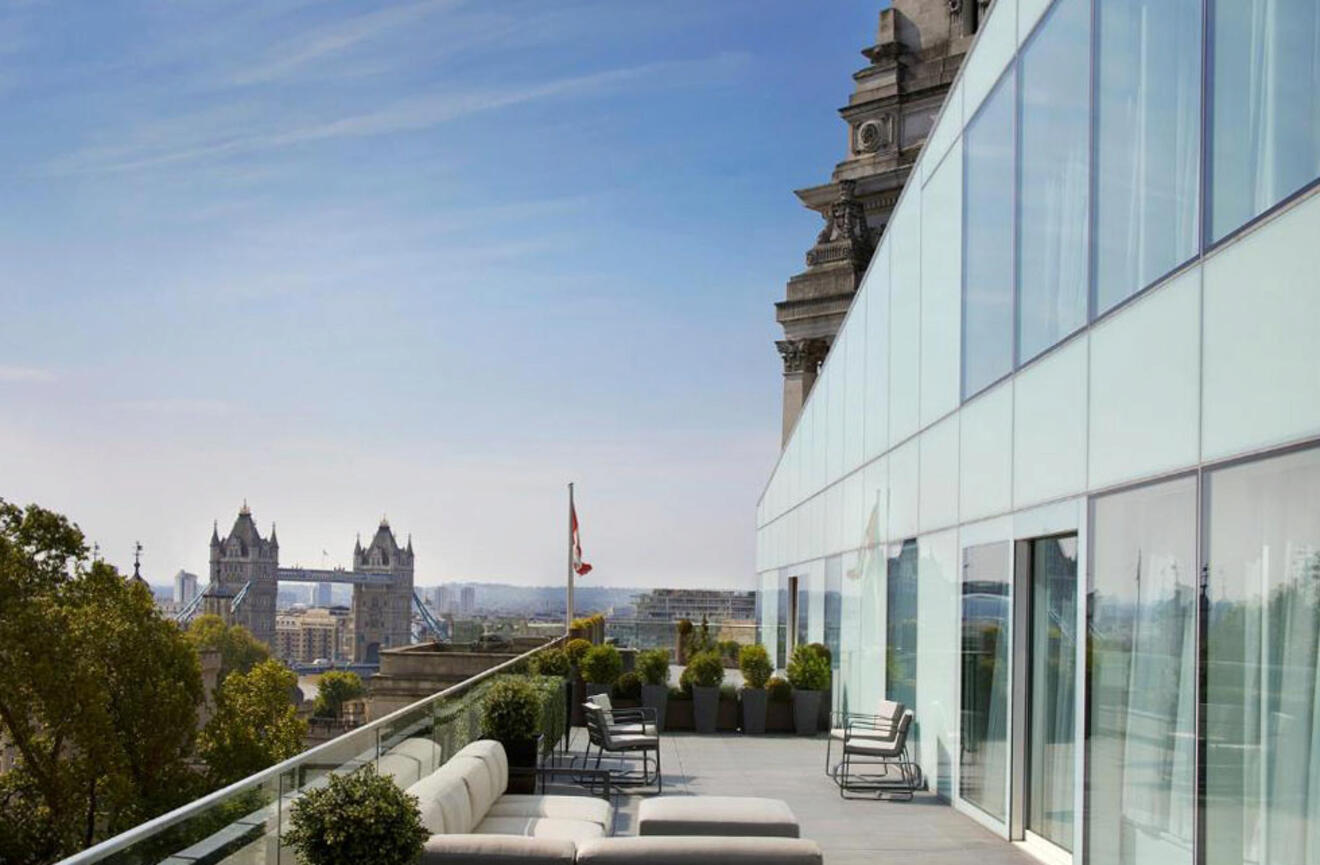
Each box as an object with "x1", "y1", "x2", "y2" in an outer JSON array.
[{"x1": 856, "y1": 120, "x2": 883, "y2": 153}]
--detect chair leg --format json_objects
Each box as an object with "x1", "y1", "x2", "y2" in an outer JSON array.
[{"x1": 655, "y1": 745, "x2": 662, "y2": 794}]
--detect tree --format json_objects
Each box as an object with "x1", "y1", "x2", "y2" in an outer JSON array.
[
  {"x1": 186, "y1": 614, "x2": 270, "y2": 683},
  {"x1": 199, "y1": 659, "x2": 307, "y2": 787},
  {"x1": 0, "y1": 499, "x2": 203, "y2": 865},
  {"x1": 313, "y1": 671, "x2": 364, "y2": 720}
]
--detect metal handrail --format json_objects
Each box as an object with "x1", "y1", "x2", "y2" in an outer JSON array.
[{"x1": 56, "y1": 633, "x2": 566, "y2": 865}]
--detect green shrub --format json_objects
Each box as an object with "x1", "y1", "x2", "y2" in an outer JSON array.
[
  {"x1": 579, "y1": 644, "x2": 622, "y2": 685},
  {"x1": 676, "y1": 618, "x2": 693, "y2": 636},
  {"x1": 526, "y1": 675, "x2": 567, "y2": 757},
  {"x1": 480, "y1": 678, "x2": 541, "y2": 744},
  {"x1": 533, "y1": 647, "x2": 570, "y2": 678},
  {"x1": 564, "y1": 638, "x2": 592, "y2": 666},
  {"x1": 786, "y1": 643, "x2": 831, "y2": 692},
  {"x1": 285, "y1": 766, "x2": 428, "y2": 865},
  {"x1": 613, "y1": 671, "x2": 641, "y2": 700},
  {"x1": 685, "y1": 614, "x2": 715, "y2": 656},
  {"x1": 738, "y1": 644, "x2": 773, "y2": 690},
  {"x1": 636, "y1": 649, "x2": 670, "y2": 686},
  {"x1": 767, "y1": 676, "x2": 792, "y2": 703},
  {"x1": 805, "y1": 641, "x2": 832, "y2": 666},
  {"x1": 717, "y1": 640, "x2": 742, "y2": 663},
  {"x1": 313, "y1": 670, "x2": 364, "y2": 719},
  {"x1": 684, "y1": 650, "x2": 725, "y2": 688}
]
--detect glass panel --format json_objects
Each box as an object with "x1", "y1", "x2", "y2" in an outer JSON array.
[
  {"x1": 1205, "y1": 445, "x2": 1320, "y2": 865},
  {"x1": 1029, "y1": 535, "x2": 1078, "y2": 850},
  {"x1": 1017, "y1": 0, "x2": 1091, "y2": 362},
  {"x1": 857, "y1": 537, "x2": 887, "y2": 712},
  {"x1": 1095, "y1": 0, "x2": 1202, "y2": 312},
  {"x1": 840, "y1": 550, "x2": 863, "y2": 716},
  {"x1": 777, "y1": 571, "x2": 789, "y2": 669},
  {"x1": 797, "y1": 575, "x2": 810, "y2": 649},
  {"x1": 963, "y1": 67, "x2": 1016, "y2": 398},
  {"x1": 886, "y1": 538, "x2": 920, "y2": 712},
  {"x1": 961, "y1": 541, "x2": 1012, "y2": 820},
  {"x1": 1088, "y1": 477, "x2": 1197, "y2": 865},
  {"x1": 1210, "y1": 0, "x2": 1320, "y2": 241},
  {"x1": 825, "y1": 555, "x2": 843, "y2": 682}
]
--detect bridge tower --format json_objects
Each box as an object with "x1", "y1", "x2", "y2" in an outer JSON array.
[
  {"x1": 209, "y1": 503, "x2": 278, "y2": 648},
  {"x1": 351, "y1": 518, "x2": 414, "y2": 663}
]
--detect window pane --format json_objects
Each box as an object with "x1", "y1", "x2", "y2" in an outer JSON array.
[
  {"x1": 825, "y1": 554, "x2": 843, "y2": 701},
  {"x1": 1029, "y1": 535, "x2": 1078, "y2": 851},
  {"x1": 1210, "y1": 0, "x2": 1320, "y2": 241},
  {"x1": 963, "y1": 69, "x2": 1016, "y2": 398},
  {"x1": 886, "y1": 538, "x2": 920, "y2": 713},
  {"x1": 1087, "y1": 477, "x2": 1197, "y2": 865},
  {"x1": 1205, "y1": 445, "x2": 1320, "y2": 865},
  {"x1": 1018, "y1": 0, "x2": 1091, "y2": 362},
  {"x1": 1095, "y1": 0, "x2": 1202, "y2": 312},
  {"x1": 961, "y1": 541, "x2": 1012, "y2": 820},
  {"x1": 857, "y1": 538, "x2": 887, "y2": 712}
]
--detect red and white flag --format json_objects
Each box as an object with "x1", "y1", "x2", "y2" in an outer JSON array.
[{"x1": 570, "y1": 503, "x2": 593, "y2": 577}]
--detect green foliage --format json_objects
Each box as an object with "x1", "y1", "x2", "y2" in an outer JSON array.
[
  {"x1": 186, "y1": 614, "x2": 270, "y2": 684},
  {"x1": 683, "y1": 650, "x2": 725, "y2": 688},
  {"x1": 613, "y1": 671, "x2": 641, "y2": 700},
  {"x1": 199, "y1": 659, "x2": 307, "y2": 787},
  {"x1": 684, "y1": 614, "x2": 715, "y2": 656},
  {"x1": 738, "y1": 644, "x2": 773, "y2": 690},
  {"x1": 0, "y1": 499, "x2": 204, "y2": 865},
  {"x1": 532, "y1": 647, "x2": 570, "y2": 678},
  {"x1": 766, "y1": 676, "x2": 793, "y2": 703},
  {"x1": 579, "y1": 644, "x2": 622, "y2": 685},
  {"x1": 636, "y1": 649, "x2": 670, "y2": 686},
  {"x1": 564, "y1": 638, "x2": 592, "y2": 666},
  {"x1": 525, "y1": 676, "x2": 567, "y2": 757},
  {"x1": 676, "y1": 618, "x2": 693, "y2": 636},
  {"x1": 668, "y1": 684, "x2": 691, "y2": 700},
  {"x1": 719, "y1": 683, "x2": 737, "y2": 701},
  {"x1": 479, "y1": 678, "x2": 540, "y2": 745},
  {"x1": 717, "y1": 640, "x2": 742, "y2": 664},
  {"x1": 313, "y1": 671, "x2": 364, "y2": 720},
  {"x1": 786, "y1": 643, "x2": 831, "y2": 692},
  {"x1": 805, "y1": 641, "x2": 832, "y2": 666},
  {"x1": 285, "y1": 766, "x2": 429, "y2": 865}
]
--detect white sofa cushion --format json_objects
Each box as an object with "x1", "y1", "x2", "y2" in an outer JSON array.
[
  {"x1": 456, "y1": 739, "x2": 510, "y2": 793},
  {"x1": 377, "y1": 753, "x2": 424, "y2": 789},
  {"x1": 487, "y1": 794, "x2": 613, "y2": 831},
  {"x1": 452, "y1": 755, "x2": 499, "y2": 821},
  {"x1": 637, "y1": 796, "x2": 799, "y2": 838},
  {"x1": 407, "y1": 763, "x2": 474, "y2": 834},
  {"x1": 419, "y1": 833, "x2": 575, "y2": 865},
  {"x1": 575, "y1": 836, "x2": 823, "y2": 865},
  {"x1": 473, "y1": 816, "x2": 604, "y2": 844}
]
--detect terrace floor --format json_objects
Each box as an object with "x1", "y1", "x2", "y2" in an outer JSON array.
[{"x1": 561, "y1": 729, "x2": 1036, "y2": 865}]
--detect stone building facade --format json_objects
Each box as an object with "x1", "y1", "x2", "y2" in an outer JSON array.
[
  {"x1": 208, "y1": 504, "x2": 279, "y2": 648},
  {"x1": 775, "y1": 0, "x2": 991, "y2": 443},
  {"x1": 351, "y1": 519, "x2": 415, "y2": 663}
]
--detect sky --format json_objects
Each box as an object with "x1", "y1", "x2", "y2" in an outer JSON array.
[{"x1": 0, "y1": 0, "x2": 883, "y2": 589}]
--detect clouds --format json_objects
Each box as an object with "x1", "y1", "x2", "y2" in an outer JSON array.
[{"x1": 0, "y1": 365, "x2": 55, "y2": 383}]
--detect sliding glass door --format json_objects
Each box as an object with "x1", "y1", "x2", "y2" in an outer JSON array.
[{"x1": 961, "y1": 541, "x2": 1012, "y2": 821}]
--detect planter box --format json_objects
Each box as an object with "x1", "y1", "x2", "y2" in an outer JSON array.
[
  {"x1": 666, "y1": 699, "x2": 694, "y2": 731},
  {"x1": 717, "y1": 698, "x2": 738, "y2": 731},
  {"x1": 741, "y1": 689, "x2": 768, "y2": 735},
  {"x1": 612, "y1": 697, "x2": 640, "y2": 710},
  {"x1": 641, "y1": 684, "x2": 669, "y2": 731},
  {"x1": 793, "y1": 689, "x2": 822, "y2": 736},
  {"x1": 692, "y1": 685, "x2": 719, "y2": 734},
  {"x1": 766, "y1": 701, "x2": 794, "y2": 732}
]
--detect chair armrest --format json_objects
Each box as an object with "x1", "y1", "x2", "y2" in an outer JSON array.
[
  {"x1": 844, "y1": 717, "x2": 898, "y2": 740},
  {"x1": 605, "y1": 707, "x2": 657, "y2": 723},
  {"x1": 532, "y1": 765, "x2": 613, "y2": 799}
]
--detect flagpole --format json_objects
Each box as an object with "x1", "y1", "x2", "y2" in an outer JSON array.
[{"x1": 566, "y1": 482, "x2": 575, "y2": 633}]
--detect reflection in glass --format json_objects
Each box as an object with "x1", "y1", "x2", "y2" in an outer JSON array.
[
  {"x1": 840, "y1": 551, "x2": 863, "y2": 715},
  {"x1": 857, "y1": 540, "x2": 887, "y2": 713},
  {"x1": 960, "y1": 542, "x2": 1011, "y2": 820},
  {"x1": 797, "y1": 577, "x2": 810, "y2": 649},
  {"x1": 1095, "y1": 0, "x2": 1201, "y2": 312},
  {"x1": 1088, "y1": 478, "x2": 1197, "y2": 865},
  {"x1": 1210, "y1": 0, "x2": 1320, "y2": 241},
  {"x1": 1029, "y1": 535, "x2": 1077, "y2": 851},
  {"x1": 777, "y1": 572, "x2": 789, "y2": 669},
  {"x1": 886, "y1": 539, "x2": 920, "y2": 713},
  {"x1": 962, "y1": 68, "x2": 1016, "y2": 398},
  {"x1": 825, "y1": 555, "x2": 843, "y2": 713},
  {"x1": 1017, "y1": 0, "x2": 1090, "y2": 362},
  {"x1": 1205, "y1": 446, "x2": 1320, "y2": 865}
]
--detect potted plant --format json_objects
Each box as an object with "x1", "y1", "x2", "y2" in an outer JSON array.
[
  {"x1": 766, "y1": 676, "x2": 793, "y2": 732},
  {"x1": 637, "y1": 648, "x2": 671, "y2": 730},
  {"x1": 717, "y1": 684, "x2": 739, "y2": 730},
  {"x1": 666, "y1": 683, "x2": 694, "y2": 730},
  {"x1": 683, "y1": 650, "x2": 724, "y2": 734},
  {"x1": 806, "y1": 642, "x2": 834, "y2": 730},
  {"x1": 786, "y1": 643, "x2": 831, "y2": 735},
  {"x1": 674, "y1": 619, "x2": 693, "y2": 664},
  {"x1": 580, "y1": 644, "x2": 622, "y2": 705},
  {"x1": 718, "y1": 640, "x2": 742, "y2": 669},
  {"x1": 738, "y1": 644, "x2": 773, "y2": 734},
  {"x1": 565, "y1": 637, "x2": 592, "y2": 726},
  {"x1": 285, "y1": 766, "x2": 429, "y2": 865},
  {"x1": 480, "y1": 677, "x2": 542, "y2": 793},
  {"x1": 612, "y1": 671, "x2": 642, "y2": 708}
]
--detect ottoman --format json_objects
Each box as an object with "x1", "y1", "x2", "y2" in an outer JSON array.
[{"x1": 637, "y1": 796, "x2": 800, "y2": 838}]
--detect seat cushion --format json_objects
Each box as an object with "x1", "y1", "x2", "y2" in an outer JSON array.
[
  {"x1": 456, "y1": 739, "x2": 510, "y2": 794},
  {"x1": 407, "y1": 763, "x2": 474, "y2": 834},
  {"x1": 487, "y1": 794, "x2": 613, "y2": 831},
  {"x1": 843, "y1": 737, "x2": 904, "y2": 758},
  {"x1": 474, "y1": 816, "x2": 605, "y2": 844},
  {"x1": 604, "y1": 733, "x2": 658, "y2": 749},
  {"x1": 420, "y1": 833, "x2": 575, "y2": 865},
  {"x1": 638, "y1": 796, "x2": 799, "y2": 838},
  {"x1": 451, "y1": 755, "x2": 499, "y2": 821},
  {"x1": 575, "y1": 836, "x2": 823, "y2": 865}
]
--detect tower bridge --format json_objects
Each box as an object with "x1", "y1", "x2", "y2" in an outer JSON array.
[{"x1": 176, "y1": 504, "x2": 439, "y2": 663}]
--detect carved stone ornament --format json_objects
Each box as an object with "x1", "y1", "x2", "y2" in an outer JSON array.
[
  {"x1": 855, "y1": 115, "x2": 894, "y2": 155},
  {"x1": 776, "y1": 338, "x2": 831, "y2": 376},
  {"x1": 948, "y1": 0, "x2": 962, "y2": 13}
]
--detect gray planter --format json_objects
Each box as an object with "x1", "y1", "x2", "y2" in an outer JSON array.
[
  {"x1": 692, "y1": 685, "x2": 719, "y2": 734},
  {"x1": 793, "y1": 689, "x2": 822, "y2": 736},
  {"x1": 641, "y1": 683, "x2": 669, "y2": 731},
  {"x1": 741, "y1": 688, "x2": 768, "y2": 734}
]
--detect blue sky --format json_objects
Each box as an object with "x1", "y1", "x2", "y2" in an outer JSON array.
[{"x1": 0, "y1": 0, "x2": 882, "y2": 589}]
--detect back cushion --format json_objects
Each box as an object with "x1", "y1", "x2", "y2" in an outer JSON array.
[
  {"x1": 457, "y1": 740, "x2": 509, "y2": 795},
  {"x1": 377, "y1": 753, "x2": 422, "y2": 789},
  {"x1": 452, "y1": 755, "x2": 497, "y2": 821},
  {"x1": 406, "y1": 763, "x2": 473, "y2": 835}
]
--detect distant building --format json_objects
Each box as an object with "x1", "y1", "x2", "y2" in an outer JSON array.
[
  {"x1": 275, "y1": 607, "x2": 351, "y2": 663},
  {"x1": 350, "y1": 519, "x2": 415, "y2": 664},
  {"x1": 173, "y1": 570, "x2": 199, "y2": 605},
  {"x1": 209, "y1": 505, "x2": 279, "y2": 648},
  {"x1": 426, "y1": 584, "x2": 453, "y2": 614},
  {"x1": 313, "y1": 582, "x2": 332, "y2": 607},
  {"x1": 459, "y1": 585, "x2": 476, "y2": 616},
  {"x1": 633, "y1": 589, "x2": 756, "y2": 622}
]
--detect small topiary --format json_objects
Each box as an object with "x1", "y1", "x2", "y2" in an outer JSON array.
[
  {"x1": 676, "y1": 618, "x2": 694, "y2": 636},
  {"x1": 718, "y1": 640, "x2": 742, "y2": 663},
  {"x1": 480, "y1": 677, "x2": 542, "y2": 745},
  {"x1": 636, "y1": 649, "x2": 670, "y2": 686},
  {"x1": 579, "y1": 644, "x2": 622, "y2": 685},
  {"x1": 738, "y1": 644, "x2": 773, "y2": 690},
  {"x1": 805, "y1": 642, "x2": 832, "y2": 666},
  {"x1": 786, "y1": 643, "x2": 831, "y2": 692},
  {"x1": 285, "y1": 766, "x2": 429, "y2": 865},
  {"x1": 533, "y1": 647, "x2": 570, "y2": 678},
  {"x1": 767, "y1": 676, "x2": 792, "y2": 703},
  {"x1": 564, "y1": 638, "x2": 592, "y2": 666},
  {"x1": 684, "y1": 650, "x2": 725, "y2": 688},
  {"x1": 613, "y1": 671, "x2": 641, "y2": 700}
]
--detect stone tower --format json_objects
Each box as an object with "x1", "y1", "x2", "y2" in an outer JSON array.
[
  {"x1": 775, "y1": 0, "x2": 991, "y2": 444},
  {"x1": 351, "y1": 518, "x2": 414, "y2": 663},
  {"x1": 209, "y1": 503, "x2": 279, "y2": 648}
]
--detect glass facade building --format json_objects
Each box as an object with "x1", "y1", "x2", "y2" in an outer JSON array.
[{"x1": 756, "y1": 0, "x2": 1320, "y2": 862}]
